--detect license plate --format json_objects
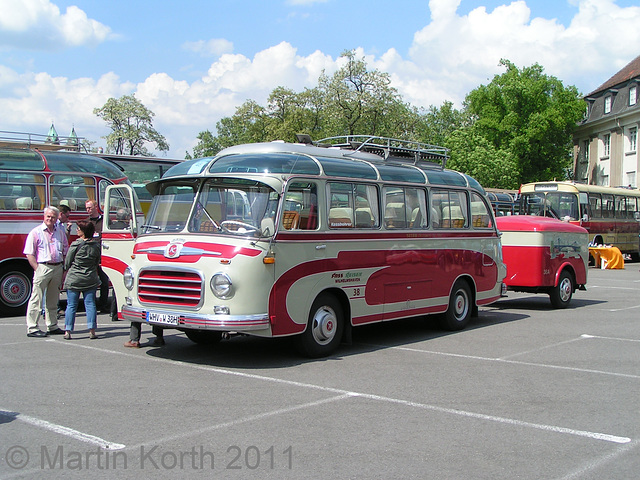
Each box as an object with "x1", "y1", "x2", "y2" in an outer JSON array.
[{"x1": 147, "y1": 312, "x2": 180, "y2": 326}]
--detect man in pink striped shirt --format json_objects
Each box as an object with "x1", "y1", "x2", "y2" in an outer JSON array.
[{"x1": 23, "y1": 206, "x2": 69, "y2": 337}]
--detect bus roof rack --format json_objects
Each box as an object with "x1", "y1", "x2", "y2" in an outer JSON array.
[
  {"x1": 0, "y1": 130, "x2": 85, "y2": 152},
  {"x1": 309, "y1": 135, "x2": 449, "y2": 169}
]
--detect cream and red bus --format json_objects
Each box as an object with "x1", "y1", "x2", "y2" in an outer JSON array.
[
  {"x1": 103, "y1": 136, "x2": 506, "y2": 357},
  {"x1": 518, "y1": 181, "x2": 640, "y2": 260},
  {"x1": 0, "y1": 140, "x2": 135, "y2": 316}
]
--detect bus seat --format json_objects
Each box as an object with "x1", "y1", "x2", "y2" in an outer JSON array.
[
  {"x1": 16, "y1": 197, "x2": 33, "y2": 210},
  {"x1": 329, "y1": 208, "x2": 353, "y2": 228},
  {"x1": 385, "y1": 202, "x2": 406, "y2": 228},
  {"x1": 281, "y1": 211, "x2": 300, "y2": 230},
  {"x1": 60, "y1": 198, "x2": 77, "y2": 210},
  {"x1": 443, "y1": 205, "x2": 465, "y2": 228},
  {"x1": 355, "y1": 208, "x2": 373, "y2": 227},
  {"x1": 410, "y1": 207, "x2": 423, "y2": 228}
]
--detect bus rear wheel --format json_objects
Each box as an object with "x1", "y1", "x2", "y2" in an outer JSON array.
[
  {"x1": 549, "y1": 270, "x2": 573, "y2": 309},
  {"x1": 439, "y1": 280, "x2": 472, "y2": 331},
  {"x1": 0, "y1": 263, "x2": 32, "y2": 317},
  {"x1": 294, "y1": 293, "x2": 344, "y2": 358},
  {"x1": 184, "y1": 329, "x2": 223, "y2": 345}
]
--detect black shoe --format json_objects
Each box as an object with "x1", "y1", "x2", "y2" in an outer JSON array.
[
  {"x1": 48, "y1": 328, "x2": 65, "y2": 335},
  {"x1": 27, "y1": 330, "x2": 48, "y2": 338}
]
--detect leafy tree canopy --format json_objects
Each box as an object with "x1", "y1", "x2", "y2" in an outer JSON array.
[
  {"x1": 462, "y1": 59, "x2": 584, "y2": 185},
  {"x1": 189, "y1": 56, "x2": 583, "y2": 190},
  {"x1": 94, "y1": 94, "x2": 169, "y2": 156}
]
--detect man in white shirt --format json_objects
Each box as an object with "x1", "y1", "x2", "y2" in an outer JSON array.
[{"x1": 24, "y1": 206, "x2": 69, "y2": 337}]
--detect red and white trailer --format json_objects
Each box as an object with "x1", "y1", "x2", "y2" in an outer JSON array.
[{"x1": 496, "y1": 215, "x2": 588, "y2": 308}]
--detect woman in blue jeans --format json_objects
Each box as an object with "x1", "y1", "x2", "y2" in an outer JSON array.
[{"x1": 64, "y1": 219, "x2": 101, "y2": 340}]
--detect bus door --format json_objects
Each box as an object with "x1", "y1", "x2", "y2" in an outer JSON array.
[{"x1": 102, "y1": 184, "x2": 141, "y2": 319}]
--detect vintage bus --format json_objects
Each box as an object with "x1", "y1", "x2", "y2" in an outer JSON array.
[
  {"x1": 93, "y1": 154, "x2": 182, "y2": 214},
  {"x1": 103, "y1": 136, "x2": 507, "y2": 357},
  {"x1": 518, "y1": 182, "x2": 640, "y2": 260},
  {"x1": 0, "y1": 143, "x2": 139, "y2": 316},
  {"x1": 485, "y1": 189, "x2": 518, "y2": 216}
]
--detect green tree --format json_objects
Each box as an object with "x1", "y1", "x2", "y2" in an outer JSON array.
[
  {"x1": 190, "y1": 50, "x2": 421, "y2": 156},
  {"x1": 462, "y1": 59, "x2": 584, "y2": 185},
  {"x1": 94, "y1": 94, "x2": 169, "y2": 156},
  {"x1": 446, "y1": 129, "x2": 519, "y2": 189}
]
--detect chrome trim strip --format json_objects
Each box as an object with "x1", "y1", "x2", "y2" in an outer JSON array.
[{"x1": 122, "y1": 305, "x2": 270, "y2": 332}]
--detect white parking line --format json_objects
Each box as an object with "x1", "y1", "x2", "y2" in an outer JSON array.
[
  {"x1": 130, "y1": 394, "x2": 354, "y2": 449},
  {"x1": 0, "y1": 409, "x2": 125, "y2": 450},
  {"x1": 555, "y1": 439, "x2": 640, "y2": 480},
  {"x1": 46, "y1": 340, "x2": 632, "y2": 445},
  {"x1": 375, "y1": 339, "x2": 640, "y2": 380},
  {"x1": 581, "y1": 334, "x2": 640, "y2": 342}
]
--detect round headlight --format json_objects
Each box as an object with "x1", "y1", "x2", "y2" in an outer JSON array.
[
  {"x1": 123, "y1": 267, "x2": 134, "y2": 290},
  {"x1": 210, "y1": 273, "x2": 233, "y2": 299}
]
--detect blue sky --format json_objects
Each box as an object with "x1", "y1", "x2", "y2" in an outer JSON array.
[{"x1": 1, "y1": 0, "x2": 639, "y2": 158}]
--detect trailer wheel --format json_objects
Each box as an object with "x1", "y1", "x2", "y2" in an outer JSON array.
[
  {"x1": 0, "y1": 263, "x2": 32, "y2": 317},
  {"x1": 549, "y1": 270, "x2": 573, "y2": 308},
  {"x1": 184, "y1": 329, "x2": 222, "y2": 345},
  {"x1": 439, "y1": 280, "x2": 472, "y2": 331},
  {"x1": 294, "y1": 293, "x2": 343, "y2": 358}
]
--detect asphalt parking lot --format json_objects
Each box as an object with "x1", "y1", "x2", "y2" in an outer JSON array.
[{"x1": 1, "y1": 266, "x2": 639, "y2": 479}]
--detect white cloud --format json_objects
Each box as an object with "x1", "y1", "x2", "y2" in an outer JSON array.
[
  {"x1": 1, "y1": 0, "x2": 640, "y2": 158},
  {"x1": 182, "y1": 38, "x2": 234, "y2": 57},
  {"x1": 404, "y1": 0, "x2": 640, "y2": 107},
  {"x1": 0, "y1": 0, "x2": 112, "y2": 50}
]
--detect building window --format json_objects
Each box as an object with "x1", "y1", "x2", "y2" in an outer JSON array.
[
  {"x1": 604, "y1": 95, "x2": 612, "y2": 114},
  {"x1": 630, "y1": 127, "x2": 638, "y2": 153},
  {"x1": 630, "y1": 86, "x2": 637, "y2": 106},
  {"x1": 626, "y1": 172, "x2": 636, "y2": 187},
  {"x1": 603, "y1": 133, "x2": 611, "y2": 157},
  {"x1": 582, "y1": 140, "x2": 589, "y2": 163}
]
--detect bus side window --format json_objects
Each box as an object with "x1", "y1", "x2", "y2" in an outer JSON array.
[
  {"x1": 471, "y1": 193, "x2": 492, "y2": 228},
  {"x1": 284, "y1": 182, "x2": 318, "y2": 231}
]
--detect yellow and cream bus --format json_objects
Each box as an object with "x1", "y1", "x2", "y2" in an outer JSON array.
[
  {"x1": 518, "y1": 181, "x2": 640, "y2": 260},
  {"x1": 102, "y1": 136, "x2": 506, "y2": 357}
]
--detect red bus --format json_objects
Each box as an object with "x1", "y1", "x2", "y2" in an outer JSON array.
[
  {"x1": 103, "y1": 136, "x2": 507, "y2": 357},
  {"x1": 0, "y1": 144, "x2": 135, "y2": 316}
]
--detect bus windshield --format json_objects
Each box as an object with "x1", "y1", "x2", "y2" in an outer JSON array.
[
  {"x1": 520, "y1": 192, "x2": 579, "y2": 220},
  {"x1": 144, "y1": 179, "x2": 278, "y2": 237}
]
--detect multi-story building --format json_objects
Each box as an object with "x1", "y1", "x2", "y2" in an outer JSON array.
[{"x1": 573, "y1": 54, "x2": 640, "y2": 187}]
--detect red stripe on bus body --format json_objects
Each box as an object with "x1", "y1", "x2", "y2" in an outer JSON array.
[{"x1": 269, "y1": 248, "x2": 498, "y2": 336}]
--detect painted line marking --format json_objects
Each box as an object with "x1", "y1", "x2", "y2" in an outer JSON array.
[
  {"x1": 581, "y1": 333, "x2": 640, "y2": 342},
  {"x1": 44, "y1": 340, "x2": 632, "y2": 445},
  {"x1": 370, "y1": 343, "x2": 640, "y2": 380},
  {"x1": 555, "y1": 438, "x2": 640, "y2": 480},
  {"x1": 129, "y1": 394, "x2": 354, "y2": 449},
  {"x1": 0, "y1": 409, "x2": 125, "y2": 450}
]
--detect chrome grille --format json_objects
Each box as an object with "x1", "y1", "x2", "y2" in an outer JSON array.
[{"x1": 138, "y1": 269, "x2": 203, "y2": 307}]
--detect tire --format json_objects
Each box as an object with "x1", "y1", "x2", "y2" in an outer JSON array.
[
  {"x1": 439, "y1": 279, "x2": 472, "y2": 331},
  {"x1": 184, "y1": 329, "x2": 223, "y2": 345},
  {"x1": 0, "y1": 263, "x2": 32, "y2": 317},
  {"x1": 294, "y1": 293, "x2": 344, "y2": 358},
  {"x1": 549, "y1": 270, "x2": 573, "y2": 309}
]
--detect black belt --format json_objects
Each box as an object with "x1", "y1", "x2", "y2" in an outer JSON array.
[{"x1": 40, "y1": 262, "x2": 62, "y2": 266}]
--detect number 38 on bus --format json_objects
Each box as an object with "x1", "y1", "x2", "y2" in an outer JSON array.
[{"x1": 103, "y1": 136, "x2": 507, "y2": 357}]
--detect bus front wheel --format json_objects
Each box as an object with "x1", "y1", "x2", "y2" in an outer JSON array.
[
  {"x1": 549, "y1": 270, "x2": 573, "y2": 309},
  {"x1": 295, "y1": 293, "x2": 344, "y2": 358},
  {"x1": 439, "y1": 280, "x2": 472, "y2": 331},
  {"x1": 0, "y1": 263, "x2": 32, "y2": 317}
]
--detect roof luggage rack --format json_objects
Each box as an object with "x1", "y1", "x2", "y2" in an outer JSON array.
[
  {"x1": 307, "y1": 135, "x2": 449, "y2": 169},
  {"x1": 0, "y1": 130, "x2": 84, "y2": 152}
]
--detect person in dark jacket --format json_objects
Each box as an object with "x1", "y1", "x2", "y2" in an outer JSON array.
[{"x1": 63, "y1": 219, "x2": 102, "y2": 340}]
